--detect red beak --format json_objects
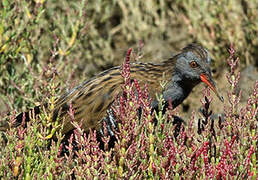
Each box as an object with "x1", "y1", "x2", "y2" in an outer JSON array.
[{"x1": 200, "y1": 74, "x2": 224, "y2": 102}]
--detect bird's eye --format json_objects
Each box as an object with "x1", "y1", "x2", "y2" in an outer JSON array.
[{"x1": 190, "y1": 61, "x2": 198, "y2": 68}]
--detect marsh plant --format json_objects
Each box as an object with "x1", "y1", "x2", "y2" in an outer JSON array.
[{"x1": 0, "y1": 45, "x2": 256, "y2": 179}]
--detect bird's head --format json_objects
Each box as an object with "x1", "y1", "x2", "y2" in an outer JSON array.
[{"x1": 174, "y1": 44, "x2": 224, "y2": 102}]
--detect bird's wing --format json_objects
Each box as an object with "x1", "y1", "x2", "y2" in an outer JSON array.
[{"x1": 53, "y1": 66, "x2": 124, "y2": 134}]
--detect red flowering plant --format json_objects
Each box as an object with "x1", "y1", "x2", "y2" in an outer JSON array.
[{"x1": 0, "y1": 45, "x2": 256, "y2": 179}]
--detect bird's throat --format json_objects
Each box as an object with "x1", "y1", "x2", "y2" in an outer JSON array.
[
  {"x1": 151, "y1": 76, "x2": 195, "y2": 114},
  {"x1": 165, "y1": 81, "x2": 193, "y2": 108}
]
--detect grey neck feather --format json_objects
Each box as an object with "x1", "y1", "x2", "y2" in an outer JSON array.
[
  {"x1": 151, "y1": 73, "x2": 198, "y2": 112},
  {"x1": 163, "y1": 73, "x2": 194, "y2": 108}
]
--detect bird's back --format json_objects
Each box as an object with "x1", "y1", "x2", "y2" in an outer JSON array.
[
  {"x1": 53, "y1": 61, "x2": 175, "y2": 134},
  {"x1": 54, "y1": 66, "x2": 124, "y2": 134}
]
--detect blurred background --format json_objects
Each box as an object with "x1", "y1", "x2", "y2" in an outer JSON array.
[{"x1": 0, "y1": 0, "x2": 257, "y2": 118}]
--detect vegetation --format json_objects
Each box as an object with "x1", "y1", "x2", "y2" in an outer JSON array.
[{"x1": 0, "y1": 0, "x2": 257, "y2": 179}]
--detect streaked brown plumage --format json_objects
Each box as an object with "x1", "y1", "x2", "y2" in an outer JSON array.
[
  {"x1": 1, "y1": 44, "x2": 223, "y2": 135},
  {"x1": 54, "y1": 59, "x2": 175, "y2": 134}
]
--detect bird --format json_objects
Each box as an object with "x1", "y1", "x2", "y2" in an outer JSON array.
[{"x1": 0, "y1": 44, "x2": 224, "y2": 137}]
